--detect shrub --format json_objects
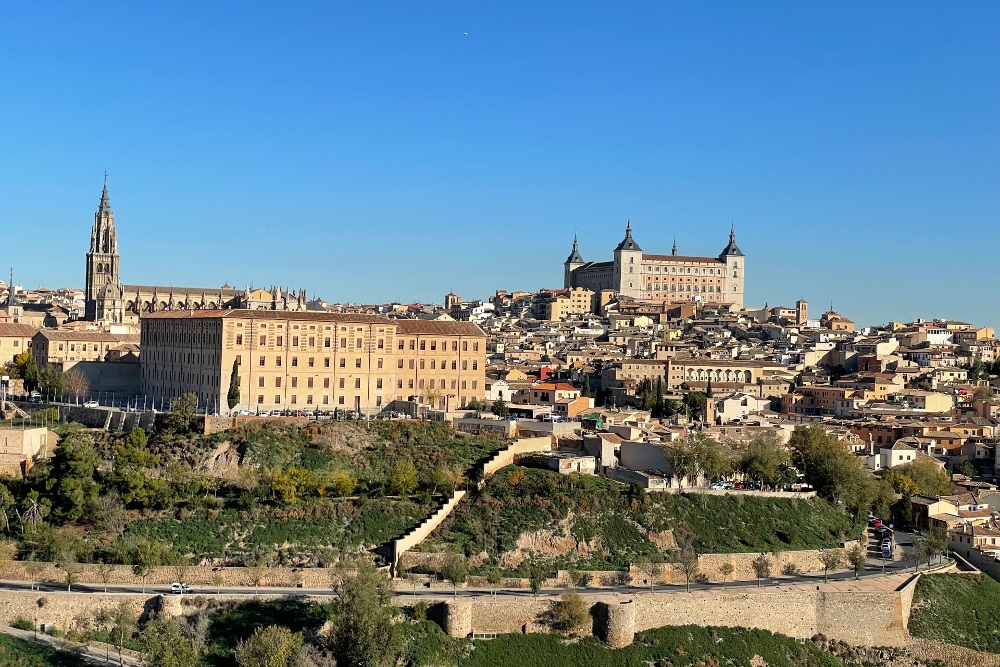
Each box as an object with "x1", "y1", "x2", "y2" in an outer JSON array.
[{"x1": 11, "y1": 616, "x2": 34, "y2": 631}]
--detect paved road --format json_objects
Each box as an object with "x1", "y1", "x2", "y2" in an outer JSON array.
[
  {"x1": 0, "y1": 559, "x2": 928, "y2": 600},
  {"x1": 0, "y1": 625, "x2": 141, "y2": 667}
]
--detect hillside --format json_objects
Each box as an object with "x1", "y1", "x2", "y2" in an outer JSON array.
[
  {"x1": 419, "y1": 466, "x2": 864, "y2": 572},
  {"x1": 909, "y1": 573, "x2": 1000, "y2": 653}
]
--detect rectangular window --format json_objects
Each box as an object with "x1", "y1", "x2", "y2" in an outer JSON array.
[
  {"x1": 398, "y1": 339, "x2": 404, "y2": 350},
  {"x1": 473, "y1": 342, "x2": 479, "y2": 351},
  {"x1": 309, "y1": 337, "x2": 315, "y2": 347},
  {"x1": 323, "y1": 378, "x2": 330, "y2": 388},
  {"x1": 338, "y1": 396, "x2": 345, "y2": 405},
  {"x1": 419, "y1": 379, "x2": 424, "y2": 389},
  {"x1": 259, "y1": 356, "x2": 265, "y2": 366},
  {"x1": 420, "y1": 360, "x2": 425, "y2": 370},
  {"x1": 340, "y1": 338, "x2": 347, "y2": 348},
  {"x1": 356, "y1": 338, "x2": 362, "y2": 349},
  {"x1": 236, "y1": 334, "x2": 243, "y2": 345},
  {"x1": 397, "y1": 380, "x2": 403, "y2": 389},
  {"x1": 339, "y1": 358, "x2": 346, "y2": 368},
  {"x1": 291, "y1": 357, "x2": 298, "y2": 367},
  {"x1": 258, "y1": 377, "x2": 265, "y2": 388},
  {"x1": 324, "y1": 357, "x2": 330, "y2": 368},
  {"x1": 324, "y1": 337, "x2": 331, "y2": 348},
  {"x1": 430, "y1": 341, "x2": 436, "y2": 351},
  {"x1": 274, "y1": 395, "x2": 281, "y2": 404},
  {"x1": 307, "y1": 377, "x2": 314, "y2": 388},
  {"x1": 275, "y1": 357, "x2": 282, "y2": 367},
  {"x1": 308, "y1": 357, "x2": 314, "y2": 367},
  {"x1": 307, "y1": 395, "x2": 313, "y2": 404},
  {"x1": 377, "y1": 358, "x2": 383, "y2": 369},
  {"x1": 236, "y1": 354, "x2": 242, "y2": 364},
  {"x1": 398, "y1": 359, "x2": 404, "y2": 368},
  {"x1": 322, "y1": 395, "x2": 329, "y2": 405},
  {"x1": 339, "y1": 378, "x2": 345, "y2": 389},
  {"x1": 462, "y1": 380, "x2": 467, "y2": 389},
  {"x1": 462, "y1": 361, "x2": 467, "y2": 370},
  {"x1": 355, "y1": 358, "x2": 362, "y2": 368},
  {"x1": 376, "y1": 378, "x2": 383, "y2": 389},
  {"x1": 260, "y1": 335, "x2": 266, "y2": 346},
  {"x1": 408, "y1": 379, "x2": 414, "y2": 389},
  {"x1": 409, "y1": 340, "x2": 415, "y2": 350},
  {"x1": 291, "y1": 377, "x2": 297, "y2": 388},
  {"x1": 291, "y1": 395, "x2": 297, "y2": 405},
  {"x1": 292, "y1": 336, "x2": 299, "y2": 346},
  {"x1": 354, "y1": 378, "x2": 361, "y2": 389},
  {"x1": 276, "y1": 336, "x2": 283, "y2": 346},
  {"x1": 257, "y1": 395, "x2": 264, "y2": 404},
  {"x1": 377, "y1": 338, "x2": 384, "y2": 349},
  {"x1": 451, "y1": 361, "x2": 457, "y2": 370},
  {"x1": 275, "y1": 377, "x2": 282, "y2": 388},
  {"x1": 472, "y1": 361, "x2": 478, "y2": 370},
  {"x1": 462, "y1": 341, "x2": 468, "y2": 352}
]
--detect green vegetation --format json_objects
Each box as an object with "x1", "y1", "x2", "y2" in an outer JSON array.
[
  {"x1": 403, "y1": 623, "x2": 845, "y2": 667},
  {"x1": 421, "y1": 465, "x2": 863, "y2": 572},
  {"x1": 0, "y1": 633, "x2": 88, "y2": 667},
  {"x1": 0, "y1": 419, "x2": 509, "y2": 566},
  {"x1": 909, "y1": 573, "x2": 1000, "y2": 653}
]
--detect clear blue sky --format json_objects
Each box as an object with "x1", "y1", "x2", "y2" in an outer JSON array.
[{"x1": 1, "y1": 2, "x2": 997, "y2": 327}]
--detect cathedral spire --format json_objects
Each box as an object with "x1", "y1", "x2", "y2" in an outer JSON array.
[
  {"x1": 672, "y1": 237, "x2": 677, "y2": 256},
  {"x1": 565, "y1": 232, "x2": 584, "y2": 264}
]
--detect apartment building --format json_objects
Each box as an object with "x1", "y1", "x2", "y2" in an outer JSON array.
[
  {"x1": 140, "y1": 310, "x2": 486, "y2": 414},
  {"x1": 31, "y1": 330, "x2": 140, "y2": 366},
  {"x1": 0, "y1": 323, "x2": 38, "y2": 364}
]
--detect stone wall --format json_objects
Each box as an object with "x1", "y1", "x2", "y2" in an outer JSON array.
[
  {"x1": 443, "y1": 575, "x2": 920, "y2": 648},
  {"x1": 0, "y1": 561, "x2": 340, "y2": 589},
  {"x1": 0, "y1": 591, "x2": 154, "y2": 633},
  {"x1": 64, "y1": 406, "x2": 112, "y2": 429},
  {"x1": 480, "y1": 436, "x2": 551, "y2": 480},
  {"x1": 204, "y1": 415, "x2": 309, "y2": 435}
]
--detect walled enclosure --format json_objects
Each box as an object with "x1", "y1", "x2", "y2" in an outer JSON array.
[{"x1": 442, "y1": 574, "x2": 921, "y2": 648}]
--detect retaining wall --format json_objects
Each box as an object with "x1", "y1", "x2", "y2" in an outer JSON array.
[
  {"x1": 442, "y1": 575, "x2": 920, "y2": 648},
  {"x1": 480, "y1": 436, "x2": 551, "y2": 480},
  {"x1": 391, "y1": 490, "x2": 466, "y2": 572},
  {"x1": 0, "y1": 562, "x2": 339, "y2": 589}
]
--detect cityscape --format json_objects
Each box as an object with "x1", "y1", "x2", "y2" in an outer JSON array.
[{"x1": 1, "y1": 3, "x2": 999, "y2": 667}]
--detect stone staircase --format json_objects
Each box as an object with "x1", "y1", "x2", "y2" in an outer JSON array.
[
  {"x1": 1, "y1": 401, "x2": 28, "y2": 419},
  {"x1": 390, "y1": 489, "x2": 466, "y2": 575}
]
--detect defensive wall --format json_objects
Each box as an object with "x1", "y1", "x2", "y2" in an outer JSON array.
[
  {"x1": 441, "y1": 573, "x2": 922, "y2": 648},
  {"x1": 390, "y1": 490, "x2": 466, "y2": 575},
  {"x1": 204, "y1": 415, "x2": 308, "y2": 435}
]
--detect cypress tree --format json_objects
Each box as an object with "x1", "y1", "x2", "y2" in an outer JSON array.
[{"x1": 227, "y1": 360, "x2": 241, "y2": 410}]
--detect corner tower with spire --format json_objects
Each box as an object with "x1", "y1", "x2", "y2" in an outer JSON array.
[
  {"x1": 613, "y1": 219, "x2": 643, "y2": 298},
  {"x1": 718, "y1": 223, "x2": 745, "y2": 309},
  {"x1": 563, "y1": 233, "x2": 585, "y2": 288},
  {"x1": 84, "y1": 175, "x2": 124, "y2": 322}
]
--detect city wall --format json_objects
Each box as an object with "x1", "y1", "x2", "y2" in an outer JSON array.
[
  {"x1": 479, "y1": 436, "x2": 552, "y2": 480},
  {"x1": 442, "y1": 574, "x2": 921, "y2": 648}
]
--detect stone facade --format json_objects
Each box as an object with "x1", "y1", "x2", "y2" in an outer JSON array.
[
  {"x1": 564, "y1": 222, "x2": 746, "y2": 308},
  {"x1": 140, "y1": 311, "x2": 487, "y2": 414}
]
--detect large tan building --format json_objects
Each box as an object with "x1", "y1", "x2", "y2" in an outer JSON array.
[
  {"x1": 31, "y1": 330, "x2": 141, "y2": 366},
  {"x1": 140, "y1": 310, "x2": 486, "y2": 414},
  {"x1": 0, "y1": 323, "x2": 38, "y2": 365}
]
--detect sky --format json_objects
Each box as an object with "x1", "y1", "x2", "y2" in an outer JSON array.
[{"x1": 1, "y1": 2, "x2": 997, "y2": 327}]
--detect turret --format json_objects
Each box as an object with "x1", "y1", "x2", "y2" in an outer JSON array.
[
  {"x1": 563, "y1": 233, "x2": 584, "y2": 288},
  {"x1": 613, "y1": 219, "x2": 643, "y2": 298},
  {"x1": 719, "y1": 224, "x2": 745, "y2": 309}
]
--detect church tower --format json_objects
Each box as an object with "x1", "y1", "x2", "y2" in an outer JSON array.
[
  {"x1": 563, "y1": 233, "x2": 584, "y2": 288},
  {"x1": 84, "y1": 176, "x2": 124, "y2": 322}
]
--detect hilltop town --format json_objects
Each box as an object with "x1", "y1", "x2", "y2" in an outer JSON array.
[{"x1": 1, "y1": 186, "x2": 999, "y2": 667}]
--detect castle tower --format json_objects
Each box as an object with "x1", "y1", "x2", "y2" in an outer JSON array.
[
  {"x1": 613, "y1": 219, "x2": 643, "y2": 298},
  {"x1": 563, "y1": 233, "x2": 584, "y2": 288},
  {"x1": 718, "y1": 224, "x2": 745, "y2": 309},
  {"x1": 85, "y1": 175, "x2": 124, "y2": 322}
]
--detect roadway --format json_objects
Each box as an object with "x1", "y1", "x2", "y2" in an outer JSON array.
[{"x1": 0, "y1": 559, "x2": 926, "y2": 600}]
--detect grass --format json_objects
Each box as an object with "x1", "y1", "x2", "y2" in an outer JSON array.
[
  {"x1": 909, "y1": 573, "x2": 1000, "y2": 653},
  {"x1": 420, "y1": 466, "x2": 863, "y2": 572},
  {"x1": 400, "y1": 622, "x2": 845, "y2": 667},
  {"x1": 0, "y1": 633, "x2": 88, "y2": 667}
]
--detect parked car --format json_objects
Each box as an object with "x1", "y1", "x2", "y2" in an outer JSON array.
[
  {"x1": 871, "y1": 518, "x2": 883, "y2": 528},
  {"x1": 83, "y1": 400, "x2": 99, "y2": 408},
  {"x1": 28, "y1": 393, "x2": 43, "y2": 403},
  {"x1": 733, "y1": 482, "x2": 745, "y2": 490},
  {"x1": 170, "y1": 582, "x2": 193, "y2": 594}
]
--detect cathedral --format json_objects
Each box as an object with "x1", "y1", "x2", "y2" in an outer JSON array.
[
  {"x1": 563, "y1": 221, "x2": 746, "y2": 309},
  {"x1": 84, "y1": 178, "x2": 310, "y2": 324}
]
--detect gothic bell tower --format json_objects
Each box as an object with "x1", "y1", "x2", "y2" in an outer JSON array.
[{"x1": 84, "y1": 175, "x2": 123, "y2": 322}]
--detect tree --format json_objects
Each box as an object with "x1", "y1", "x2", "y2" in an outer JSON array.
[
  {"x1": 23, "y1": 355, "x2": 40, "y2": 393},
  {"x1": 235, "y1": 625, "x2": 303, "y2": 667},
  {"x1": 581, "y1": 375, "x2": 592, "y2": 398},
  {"x1": 528, "y1": 568, "x2": 546, "y2": 597},
  {"x1": 213, "y1": 571, "x2": 225, "y2": 595},
  {"x1": 894, "y1": 461, "x2": 952, "y2": 497},
  {"x1": 491, "y1": 397, "x2": 509, "y2": 418},
  {"x1": 439, "y1": 553, "x2": 468, "y2": 598},
  {"x1": 9, "y1": 351, "x2": 32, "y2": 380},
  {"x1": 882, "y1": 469, "x2": 919, "y2": 498},
  {"x1": 550, "y1": 592, "x2": 589, "y2": 634},
  {"x1": 566, "y1": 569, "x2": 584, "y2": 591},
  {"x1": 163, "y1": 392, "x2": 199, "y2": 434},
  {"x1": 485, "y1": 568, "x2": 502, "y2": 597},
  {"x1": 912, "y1": 534, "x2": 931, "y2": 570},
  {"x1": 130, "y1": 540, "x2": 162, "y2": 593},
  {"x1": 38, "y1": 366, "x2": 64, "y2": 398},
  {"x1": 667, "y1": 432, "x2": 732, "y2": 487},
  {"x1": 24, "y1": 553, "x2": 44, "y2": 591},
  {"x1": 63, "y1": 369, "x2": 90, "y2": 404},
  {"x1": 46, "y1": 433, "x2": 100, "y2": 522},
  {"x1": 388, "y1": 459, "x2": 418, "y2": 496},
  {"x1": 97, "y1": 560, "x2": 115, "y2": 593},
  {"x1": 960, "y1": 461, "x2": 977, "y2": 479},
  {"x1": 928, "y1": 525, "x2": 949, "y2": 564},
  {"x1": 788, "y1": 425, "x2": 873, "y2": 517},
  {"x1": 683, "y1": 391, "x2": 707, "y2": 420},
  {"x1": 847, "y1": 545, "x2": 867, "y2": 579},
  {"x1": 740, "y1": 430, "x2": 791, "y2": 490},
  {"x1": 818, "y1": 549, "x2": 841, "y2": 583},
  {"x1": 106, "y1": 601, "x2": 137, "y2": 667},
  {"x1": 142, "y1": 615, "x2": 200, "y2": 667},
  {"x1": 328, "y1": 470, "x2": 357, "y2": 497},
  {"x1": 328, "y1": 559, "x2": 401, "y2": 667},
  {"x1": 227, "y1": 360, "x2": 241, "y2": 411},
  {"x1": 719, "y1": 562, "x2": 734, "y2": 582},
  {"x1": 676, "y1": 546, "x2": 700, "y2": 593},
  {"x1": 751, "y1": 553, "x2": 772, "y2": 588}
]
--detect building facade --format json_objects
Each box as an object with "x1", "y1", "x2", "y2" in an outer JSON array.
[
  {"x1": 140, "y1": 310, "x2": 486, "y2": 414},
  {"x1": 563, "y1": 221, "x2": 746, "y2": 308}
]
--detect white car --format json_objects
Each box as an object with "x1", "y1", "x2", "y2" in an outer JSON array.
[
  {"x1": 170, "y1": 582, "x2": 193, "y2": 594},
  {"x1": 83, "y1": 400, "x2": 99, "y2": 408}
]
